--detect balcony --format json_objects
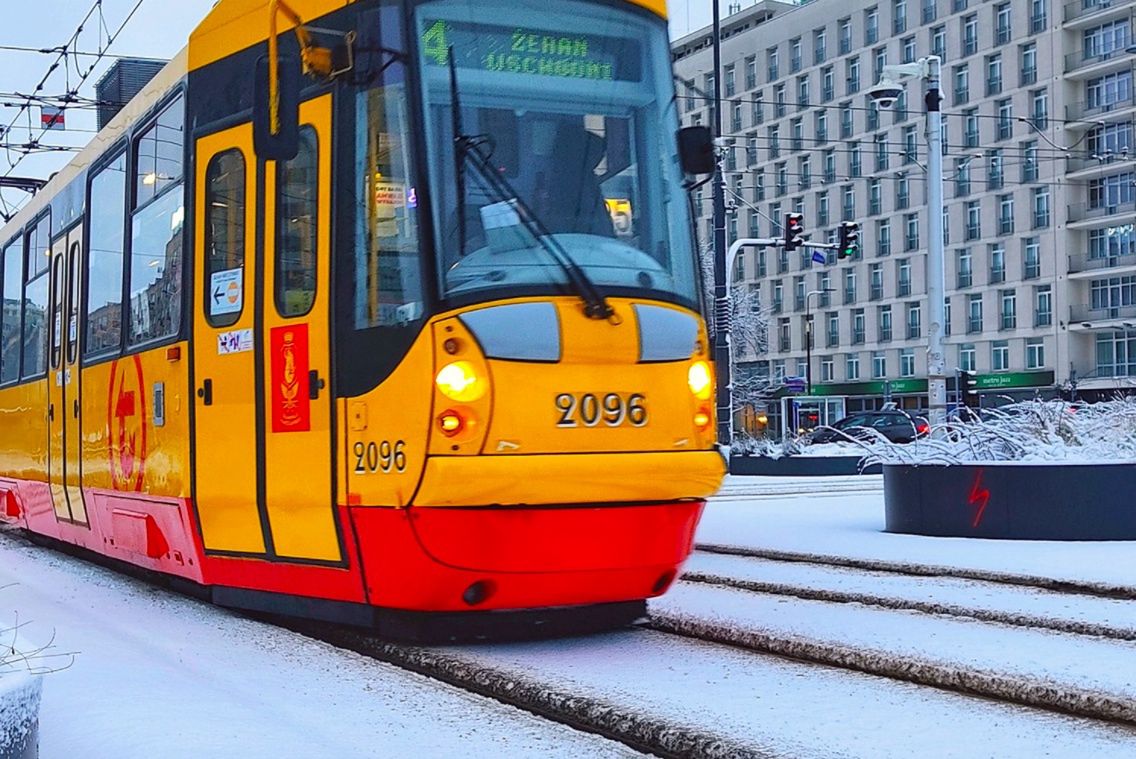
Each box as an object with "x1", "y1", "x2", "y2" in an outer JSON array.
[
  {"x1": 879, "y1": 327, "x2": 893, "y2": 343},
  {"x1": 907, "y1": 324, "x2": 922, "y2": 340},
  {"x1": 779, "y1": 337, "x2": 791, "y2": 352},
  {"x1": 843, "y1": 288, "x2": 856, "y2": 305},
  {"x1": 1065, "y1": 46, "x2": 1136, "y2": 77},
  {"x1": 826, "y1": 330, "x2": 840, "y2": 348},
  {"x1": 1068, "y1": 250, "x2": 1136, "y2": 274},
  {"x1": 1063, "y1": 0, "x2": 1136, "y2": 27},
  {"x1": 1066, "y1": 150, "x2": 1135, "y2": 174},
  {"x1": 1030, "y1": 13, "x2": 1048, "y2": 34},
  {"x1": 1000, "y1": 314, "x2": 1017, "y2": 330},
  {"x1": 1071, "y1": 302, "x2": 1136, "y2": 323},
  {"x1": 795, "y1": 295, "x2": 806, "y2": 311},
  {"x1": 1067, "y1": 198, "x2": 1136, "y2": 224},
  {"x1": 870, "y1": 285, "x2": 884, "y2": 301},
  {"x1": 967, "y1": 318, "x2": 983, "y2": 333},
  {"x1": 772, "y1": 298, "x2": 783, "y2": 313},
  {"x1": 852, "y1": 329, "x2": 866, "y2": 344},
  {"x1": 1066, "y1": 91, "x2": 1136, "y2": 122}
]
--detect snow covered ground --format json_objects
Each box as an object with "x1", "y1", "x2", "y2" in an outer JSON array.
[
  {"x1": 0, "y1": 533, "x2": 638, "y2": 759},
  {"x1": 1, "y1": 474, "x2": 1134, "y2": 757}
]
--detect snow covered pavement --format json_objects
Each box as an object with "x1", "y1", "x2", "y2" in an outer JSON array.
[{"x1": 0, "y1": 533, "x2": 639, "y2": 759}]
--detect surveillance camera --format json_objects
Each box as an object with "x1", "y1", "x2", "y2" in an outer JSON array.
[{"x1": 869, "y1": 82, "x2": 904, "y2": 109}]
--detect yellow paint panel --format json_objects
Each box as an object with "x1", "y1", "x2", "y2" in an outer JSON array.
[
  {"x1": 342, "y1": 335, "x2": 435, "y2": 508},
  {"x1": 626, "y1": 0, "x2": 668, "y2": 18},
  {"x1": 414, "y1": 451, "x2": 723, "y2": 508},
  {"x1": 79, "y1": 347, "x2": 191, "y2": 499},
  {"x1": 0, "y1": 382, "x2": 47, "y2": 482},
  {"x1": 189, "y1": 0, "x2": 351, "y2": 71}
]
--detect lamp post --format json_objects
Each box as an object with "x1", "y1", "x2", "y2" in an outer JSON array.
[
  {"x1": 874, "y1": 57, "x2": 947, "y2": 427},
  {"x1": 805, "y1": 288, "x2": 834, "y2": 396}
]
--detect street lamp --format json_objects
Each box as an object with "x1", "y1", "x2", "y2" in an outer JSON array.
[
  {"x1": 805, "y1": 288, "x2": 834, "y2": 396},
  {"x1": 872, "y1": 56, "x2": 947, "y2": 428}
]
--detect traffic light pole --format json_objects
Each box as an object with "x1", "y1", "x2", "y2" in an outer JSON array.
[
  {"x1": 711, "y1": 0, "x2": 732, "y2": 448},
  {"x1": 924, "y1": 57, "x2": 948, "y2": 429}
]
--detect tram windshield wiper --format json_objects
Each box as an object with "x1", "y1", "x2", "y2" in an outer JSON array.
[{"x1": 446, "y1": 49, "x2": 614, "y2": 321}]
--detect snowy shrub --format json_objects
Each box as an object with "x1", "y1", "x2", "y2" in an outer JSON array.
[{"x1": 862, "y1": 398, "x2": 1136, "y2": 465}]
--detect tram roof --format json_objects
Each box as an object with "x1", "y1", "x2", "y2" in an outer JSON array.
[
  {"x1": 188, "y1": 0, "x2": 668, "y2": 71},
  {"x1": 0, "y1": 49, "x2": 188, "y2": 244}
]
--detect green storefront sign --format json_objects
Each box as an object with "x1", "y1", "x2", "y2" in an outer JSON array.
[{"x1": 790, "y1": 370, "x2": 1054, "y2": 397}]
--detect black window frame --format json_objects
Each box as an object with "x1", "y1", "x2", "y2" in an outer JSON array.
[
  {"x1": 21, "y1": 209, "x2": 52, "y2": 382},
  {"x1": 83, "y1": 142, "x2": 130, "y2": 364},
  {"x1": 203, "y1": 148, "x2": 249, "y2": 330},
  {"x1": 125, "y1": 89, "x2": 188, "y2": 352},
  {"x1": 0, "y1": 235, "x2": 22, "y2": 386}
]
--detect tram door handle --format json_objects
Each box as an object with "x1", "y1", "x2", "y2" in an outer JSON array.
[
  {"x1": 309, "y1": 370, "x2": 325, "y2": 400},
  {"x1": 197, "y1": 379, "x2": 214, "y2": 406},
  {"x1": 48, "y1": 404, "x2": 54, "y2": 422},
  {"x1": 73, "y1": 399, "x2": 79, "y2": 419}
]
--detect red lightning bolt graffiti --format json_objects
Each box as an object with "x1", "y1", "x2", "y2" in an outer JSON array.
[{"x1": 968, "y1": 468, "x2": 990, "y2": 528}]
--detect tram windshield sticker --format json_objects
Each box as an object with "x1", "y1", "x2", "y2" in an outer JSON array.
[
  {"x1": 420, "y1": 19, "x2": 642, "y2": 82},
  {"x1": 210, "y1": 267, "x2": 243, "y2": 317}
]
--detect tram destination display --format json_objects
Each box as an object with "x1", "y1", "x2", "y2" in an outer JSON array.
[{"x1": 421, "y1": 19, "x2": 642, "y2": 82}]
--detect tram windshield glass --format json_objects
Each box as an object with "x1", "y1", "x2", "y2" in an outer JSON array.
[{"x1": 414, "y1": 0, "x2": 698, "y2": 308}]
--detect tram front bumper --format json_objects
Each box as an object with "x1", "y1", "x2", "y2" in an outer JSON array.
[{"x1": 411, "y1": 449, "x2": 725, "y2": 508}]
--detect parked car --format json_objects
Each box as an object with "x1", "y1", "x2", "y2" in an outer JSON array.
[{"x1": 808, "y1": 410, "x2": 930, "y2": 444}]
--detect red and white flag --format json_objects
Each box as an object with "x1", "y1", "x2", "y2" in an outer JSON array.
[{"x1": 40, "y1": 106, "x2": 65, "y2": 130}]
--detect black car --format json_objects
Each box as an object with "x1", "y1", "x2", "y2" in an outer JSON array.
[{"x1": 809, "y1": 410, "x2": 929, "y2": 444}]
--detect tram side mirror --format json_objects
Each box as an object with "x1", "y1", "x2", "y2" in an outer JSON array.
[
  {"x1": 677, "y1": 126, "x2": 715, "y2": 176},
  {"x1": 254, "y1": 54, "x2": 301, "y2": 161}
]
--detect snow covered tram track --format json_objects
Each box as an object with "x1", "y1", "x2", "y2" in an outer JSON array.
[
  {"x1": 679, "y1": 571, "x2": 1136, "y2": 641},
  {"x1": 301, "y1": 625, "x2": 773, "y2": 759},
  {"x1": 306, "y1": 625, "x2": 1136, "y2": 758},
  {"x1": 695, "y1": 543, "x2": 1136, "y2": 600},
  {"x1": 646, "y1": 610, "x2": 1136, "y2": 728}
]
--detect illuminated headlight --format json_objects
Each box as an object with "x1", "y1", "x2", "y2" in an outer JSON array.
[
  {"x1": 436, "y1": 361, "x2": 487, "y2": 402},
  {"x1": 688, "y1": 361, "x2": 713, "y2": 400}
]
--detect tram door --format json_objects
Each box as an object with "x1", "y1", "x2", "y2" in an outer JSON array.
[
  {"x1": 193, "y1": 125, "x2": 264, "y2": 554},
  {"x1": 260, "y1": 96, "x2": 339, "y2": 562},
  {"x1": 47, "y1": 229, "x2": 88, "y2": 525},
  {"x1": 193, "y1": 105, "x2": 339, "y2": 562}
]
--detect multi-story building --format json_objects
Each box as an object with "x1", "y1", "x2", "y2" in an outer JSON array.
[{"x1": 673, "y1": 0, "x2": 1136, "y2": 435}]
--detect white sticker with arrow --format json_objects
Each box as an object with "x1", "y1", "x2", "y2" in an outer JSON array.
[{"x1": 210, "y1": 268, "x2": 243, "y2": 317}]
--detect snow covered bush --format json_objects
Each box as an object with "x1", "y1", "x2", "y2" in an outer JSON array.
[
  {"x1": 1, "y1": 622, "x2": 43, "y2": 759},
  {"x1": 863, "y1": 398, "x2": 1136, "y2": 465}
]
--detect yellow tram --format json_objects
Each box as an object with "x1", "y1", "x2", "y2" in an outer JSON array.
[{"x1": 0, "y1": 0, "x2": 724, "y2": 634}]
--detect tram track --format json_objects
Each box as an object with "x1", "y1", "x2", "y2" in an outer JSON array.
[{"x1": 694, "y1": 543, "x2": 1136, "y2": 601}]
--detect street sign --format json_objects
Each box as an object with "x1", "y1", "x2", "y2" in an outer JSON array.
[{"x1": 783, "y1": 376, "x2": 807, "y2": 392}]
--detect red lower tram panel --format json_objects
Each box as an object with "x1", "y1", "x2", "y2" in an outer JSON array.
[
  {"x1": 2, "y1": 476, "x2": 704, "y2": 639},
  {"x1": 350, "y1": 501, "x2": 706, "y2": 612}
]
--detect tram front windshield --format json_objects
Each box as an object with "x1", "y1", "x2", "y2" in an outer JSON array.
[{"x1": 414, "y1": 0, "x2": 698, "y2": 308}]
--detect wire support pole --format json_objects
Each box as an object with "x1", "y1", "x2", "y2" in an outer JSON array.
[
  {"x1": 924, "y1": 56, "x2": 948, "y2": 429},
  {"x1": 711, "y1": 0, "x2": 732, "y2": 448}
]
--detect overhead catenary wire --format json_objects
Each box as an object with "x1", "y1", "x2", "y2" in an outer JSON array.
[{"x1": 0, "y1": 0, "x2": 149, "y2": 220}]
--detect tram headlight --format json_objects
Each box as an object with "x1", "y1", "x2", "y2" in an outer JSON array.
[
  {"x1": 688, "y1": 361, "x2": 713, "y2": 401},
  {"x1": 435, "y1": 361, "x2": 487, "y2": 402}
]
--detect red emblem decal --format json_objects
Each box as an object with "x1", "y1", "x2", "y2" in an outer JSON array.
[
  {"x1": 107, "y1": 355, "x2": 148, "y2": 492},
  {"x1": 271, "y1": 325, "x2": 311, "y2": 433},
  {"x1": 968, "y1": 468, "x2": 991, "y2": 528}
]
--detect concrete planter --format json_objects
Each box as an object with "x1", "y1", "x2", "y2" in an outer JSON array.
[
  {"x1": 884, "y1": 462, "x2": 1136, "y2": 540},
  {"x1": 731, "y1": 456, "x2": 881, "y2": 477},
  {"x1": 0, "y1": 669, "x2": 41, "y2": 759}
]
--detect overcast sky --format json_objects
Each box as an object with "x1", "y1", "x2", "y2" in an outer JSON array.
[{"x1": 0, "y1": 0, "x2": 724, "y2": 213}]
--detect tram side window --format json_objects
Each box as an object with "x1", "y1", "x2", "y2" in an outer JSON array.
[
  {"x1": 22, "y1": 214, "x2": 50, "y2": 379},
  {"x1": 353, "y1": 68, "x2": 424, "y2": 329},
  {"x1": 204, "y1": 150, "x2": 247, "y2": 328},
  {"x1": 1, "y1": 239, "x2": 21, "y2": 383},
  {"x1": 136, "y1": 95, "x2": 185, "y2": 206},
  {"x1": 86, "y1": 152, "x2": 127, "y2": 356},
  {"x1": 276, "y1": 127, "x2": 318, "y2": 317}
]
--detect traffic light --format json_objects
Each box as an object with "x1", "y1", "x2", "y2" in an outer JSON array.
[
  {"x1": 838, "y1": 221, "x2": 860, "y2": 260},
  {"x1": 958, "y1": 370, "x2": 979, "y2": 409},
  {"x1": 784, "y1": 213, "x2": 805, "y2": 252}
]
